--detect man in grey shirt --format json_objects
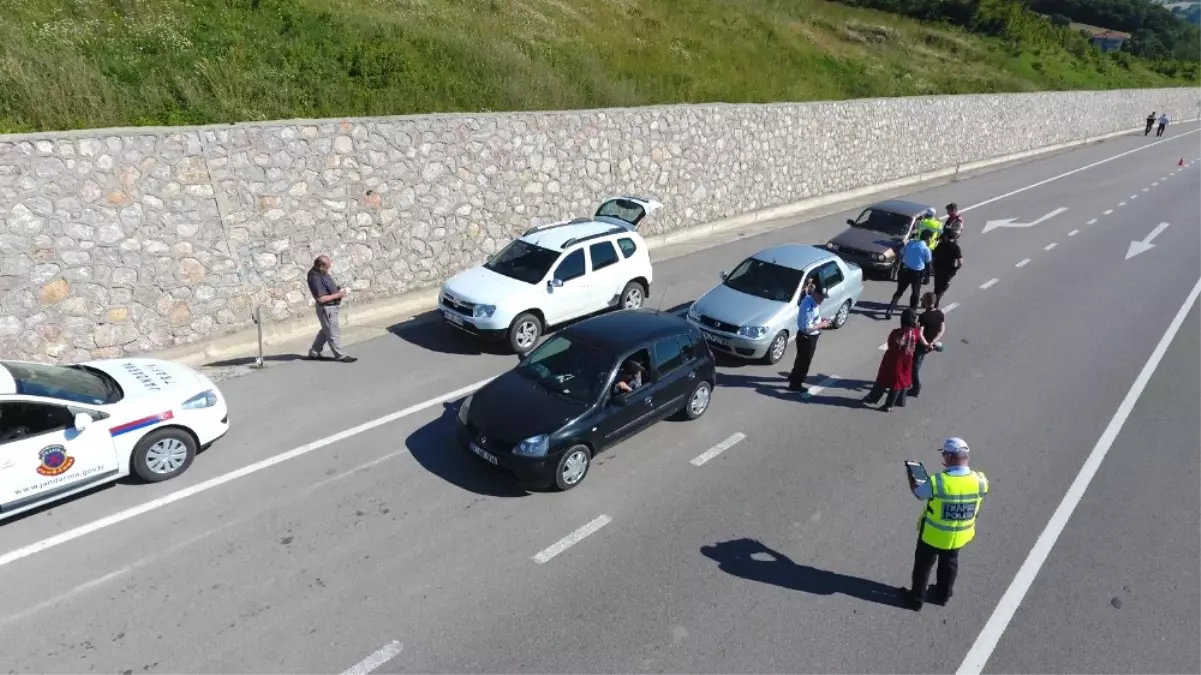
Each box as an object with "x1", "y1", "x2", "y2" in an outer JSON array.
[{"x1": 306, "y1": 255, "x2": 357, "y2": 363}]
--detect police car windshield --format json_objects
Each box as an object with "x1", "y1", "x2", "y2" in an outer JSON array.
[
  {"x1": 484, "y1": 240, "x2": 560, "y2": 285},
  {"x1": 1, "y1": 361, "x2": 121, "y2": 406},
  {"x1": 853, "y1": 209, "x2": 912, "y2": 237},
  {"x1": 723, "y1": 258, "x2": 804, "y2": 303},
  {"x1": 516, "y1": 335, "x2": 612, "y2": 404}
]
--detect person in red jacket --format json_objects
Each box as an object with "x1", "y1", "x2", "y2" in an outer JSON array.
[{"x1": 863, "y1": 309, "x2": 927, "y2": 412}]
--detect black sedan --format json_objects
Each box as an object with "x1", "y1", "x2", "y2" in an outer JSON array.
[{"x1": 456, "y1": 309, "x2": 718, "y2": 491}]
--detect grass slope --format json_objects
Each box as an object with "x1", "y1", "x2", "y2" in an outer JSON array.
[{"x1": 0, "y1": 0, "x2": 1192, "y2": 133}]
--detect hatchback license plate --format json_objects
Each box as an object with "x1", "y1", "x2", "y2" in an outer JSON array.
[
  {"x1": 443, "y1": 309, "x2": 465, "y2": 326},
  {"x1": 704, "y1": 331, "x2": 730, "y2": 346},
  {"x1": 470, "y1": 442, "x2": 498, "y2": 465}
]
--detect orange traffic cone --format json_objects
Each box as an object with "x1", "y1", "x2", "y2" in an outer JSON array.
[{"x1": 1179, "y1": 158, "x2": 1185, "y2": 166}]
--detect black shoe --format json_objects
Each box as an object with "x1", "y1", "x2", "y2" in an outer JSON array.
[
  {"x1": 336, "y1": 355, "x2": 358, "y2": 363},
  {"x1": 909, "y1": 390, "x2": 920, "y2": 398},
  {"x1": 929, "y1": 585, "x2": 953, "y2": 606},
  {"x1": 901, "y1": 588, "x2": 923, "y2": 611}
]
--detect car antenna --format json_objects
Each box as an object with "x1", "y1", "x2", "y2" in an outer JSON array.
[{"x1": 654, "y1": 282, "x2": 671, "y2": 313}]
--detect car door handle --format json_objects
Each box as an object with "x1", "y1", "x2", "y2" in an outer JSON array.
[
  {"x1": 643, "y1": 397, "x2": 654, "y2": 406},
  {"x1": 687, "y1": 371, "x2": 696, "y2": 380}
]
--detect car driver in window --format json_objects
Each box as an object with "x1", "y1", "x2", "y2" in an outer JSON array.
[{"x1": 613, "y1": 360, "x2": 645, "y2": 395}]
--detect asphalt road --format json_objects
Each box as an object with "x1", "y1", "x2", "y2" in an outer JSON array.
[{"x1": 0, "y1": 126, "x2": 1198, "y2": 675}]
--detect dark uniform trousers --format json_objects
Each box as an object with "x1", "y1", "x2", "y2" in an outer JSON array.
[
  {"x1": 910, "y1": 534, "x2": 959, "y2": 605},
  {"x1": 788, "y1": 332, "x2": 819, "y2": 390}
]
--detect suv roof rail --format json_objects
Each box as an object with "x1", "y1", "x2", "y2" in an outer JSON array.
[
  {"x1": 562, "y1": 227, "x2": 625, "y2": 249},
  {"x1": 522, "y1": 217, "x2": 595, "y2": 237}
]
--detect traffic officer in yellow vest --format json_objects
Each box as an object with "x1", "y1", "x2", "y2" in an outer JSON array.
[
  {"x1": 914, "y1": 208, "x2": 944, "y2": 284},
  {"x1": 902, "y1": 437, "x2": 989, "y2": 611}
]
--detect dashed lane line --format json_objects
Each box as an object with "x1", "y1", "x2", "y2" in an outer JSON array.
[
  {"x1": 1044, "y1": 242, "x2": 1058, "y2": 251},
  {"x1": 943, "y1": 302, "x2": 960, "y2": 312},
  {"x1": 979, "y1": 278, "x2": 999, "y2": 290},
  {"x1": 1068, "y1": 230, "x2": 1079, "y2": 237},
  {"x1": 691, "y1": 433, "x2": 748, "y2": 467},
  {"x1": 1086, "y1": 218, "x2": 1097, "y2": 225},
  {"x1": 532, "y1": 515, "x2": 612, "y2": 564},
  {"x1": 1118, "y1": 201, "x2": 1127, "y2": 206},
  {"x1": 1015, "y1": 258, "x2": 1031, "y2": 268},
  {"x1": 1103, "y1": 209, "x2": 1113, "y2": 215},
  {"x1": 341, "y1": 641, "x2": 403, "y2": 675}
]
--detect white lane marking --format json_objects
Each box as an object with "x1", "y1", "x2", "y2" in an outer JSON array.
[
  {"x1": 1103, "y1": 209, "x2": 1113, "y2": 215},
  {"x1": 1044, "y1": 242, "x2": 1058, "y2": 251},
  {"x1": 1141, "y1": 188, "x2": 1149, "y2": 192},
  {"x1": 979, "y1": 278, "x2": 999, "y2": 290},
  {"x1": 1015, "y1": 258, "x2": 1031, "y2": 268},
  {"x1": 942, "y1": 302, "x2": 959, "y2": 312},
  {"x1": 1086, "y1": 218, "x2": 1097, "y2": 225},
  {"x1": 0, "y1": 377, "x2": 496, "y2": 570},
  {"x1": 533, "y1": 515, "x2": 612, "y2": 564},
  {"x1": 691, "y1": 432, "x2": 748, "y2": 467},
  {"x1": 1130, "y1": 194, "x2": 1138, "y2": 200},
  {"x1": 1152, "y1": 182, "x2": 1159, "y2": 186},
  {"x1": 803, "y1": 375, "x2": 841, "y2": 398},
  {"x1": 1118, "y1": 201, "x2": 1127, "y2": 206},
  {"x1": 341, "y1": 641, "x2": 403, "y2": 675},
  {"x1": 956, "y1": 128, "x2": 1199, "y2": 216},
  {"x1": 1068, "y1": 229, "x2": 1079, "y2": 236},
  {"x1": 957, "y1": 276, "x2": 1201, "y2": 675},
  {"x1": 311, "y1": 449, "x2": 411, "y2": 490}
]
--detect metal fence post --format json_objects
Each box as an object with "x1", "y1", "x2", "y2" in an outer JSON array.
[{"x1": 254, "y1": 305, "x2": 265, "y2": 369}]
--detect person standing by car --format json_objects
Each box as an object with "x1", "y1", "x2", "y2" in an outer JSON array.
[
  {"x1": 931, "y1": 227, "x2": 963, "y2": 308},
  {"x1": 901, "y1": 437, "x2": 989, "y2": 611},
  {"x1": 788, "y1": 284, "x2": 830, "y2": 395},
  {"x1": 863, "y1": 309, "x2": 925, "y2": 412},
  {"x1": 307, "y1": 255, "x2": 358, "y2": 363},
  {"x1": 1145, "y1": 111, "x2": 1157, "y2": 136},
  {"x1": 910, "y1": 293, "x2": 946, "y2": 399},
  {"x1": 1157, "y1": 113, "x2": 1170, "y2": 137},
  {"x1": 886, "y1": 230, "x2": 932, "y2": 319}
]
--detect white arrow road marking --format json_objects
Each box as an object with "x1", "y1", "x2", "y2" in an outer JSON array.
[
  {"x1": 981, "y1": 207, "x2": 1068, "y2": 234},
  {"x1": 1125, "y1": 222, "x2": 1170, "y2": 260}
]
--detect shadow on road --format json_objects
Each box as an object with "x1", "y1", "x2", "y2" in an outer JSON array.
[
  {"x1": 701, "y1": 538, "x2": 905, "y2": 609},
  {"x1": 387, "y1": 312, "x2": 503, "y2": 356},
  {"x1": 405, "y1": 401, "x2": 528, "y2": 498},
  {"x1": 205, "y1": 354, "x2": 307, "y2": 367}
]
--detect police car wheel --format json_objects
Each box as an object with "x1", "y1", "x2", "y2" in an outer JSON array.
[{"x1": 132, "y1": 427, "x2": 197, "y2": 483}]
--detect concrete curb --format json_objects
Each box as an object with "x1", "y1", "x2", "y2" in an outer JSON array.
[{"x1": 156, "y1": 119, "x2": 1199, "y2": 368}]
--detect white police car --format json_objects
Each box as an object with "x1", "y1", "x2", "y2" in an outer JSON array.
[
  {"x1": 0, "y1": 357, "x2": 230, "y2": 522},
  {"x1": 439, "y1": 196, "x2": 661, "y2": 353}
]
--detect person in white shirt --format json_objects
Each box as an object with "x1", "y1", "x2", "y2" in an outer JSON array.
[
  {"x1": 1157, "y1": 113, "x2": 1170, "y2": 137},
  {"x1": 788, "y1": 285, "x2": 830, "y2": 394}
]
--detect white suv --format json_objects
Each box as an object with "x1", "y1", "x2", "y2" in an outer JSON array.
[{"x1": 439, "y1": 197, "x2": 660, "y2": 353}]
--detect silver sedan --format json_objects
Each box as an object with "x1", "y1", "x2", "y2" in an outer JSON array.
[{"x1": 685, "y1": 245, "x2": 864, "y2": 364}]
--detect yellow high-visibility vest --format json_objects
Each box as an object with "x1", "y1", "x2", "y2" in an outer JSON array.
[
  {"x1": 917, "y1": 217, "x2": 943, "y2": 250},
  {"x1": 917, "y1": 470, "x2": 989, "y2": 550}
]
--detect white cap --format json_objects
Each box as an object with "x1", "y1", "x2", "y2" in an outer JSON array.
[{"x1": 941, "y1": 437, "x2": 970, "y2": 456}]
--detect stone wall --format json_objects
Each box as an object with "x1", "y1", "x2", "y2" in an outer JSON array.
[{"x1": 1, "y1": 88, "x2": 1197, "y2": 363}]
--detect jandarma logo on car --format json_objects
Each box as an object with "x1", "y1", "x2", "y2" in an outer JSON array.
[{"x1": 35, "y1": 445, "x2": 75, "y2": 476}]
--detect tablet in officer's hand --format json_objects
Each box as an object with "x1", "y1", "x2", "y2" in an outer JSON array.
[{"x1": 904, "y1": 460, "x2": 929, "y2": 485}]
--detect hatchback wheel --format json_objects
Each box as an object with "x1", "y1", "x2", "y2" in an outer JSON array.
[
  {"x1": 508, "y1": 313, "x2": 542, "y2": 354},
  {"x1": 132, "y1": 427, "x2": 197, "y2": 483},
  {"x1": 554, "y1": 445, "x2": 592, "y2": 491},
  {"x1": 682, "y1": 380, "x2": 713, "y2": 420},
  {"x1": 831, "y1": 300, "x2": 852, "y2": 329},
  {"x1": 620, "y1": 281, "x2": 646, "y2": 310},
  {"x1": 762, "y1": 330, "x2": 788, "y2": 365}
]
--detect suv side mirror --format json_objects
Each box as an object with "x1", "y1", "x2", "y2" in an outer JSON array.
[
  {"x1": 846, "y1": 218, "x2": 855, "y2": 226},
  {"x1": 548, "y1": 278, "x2": 564, "y2": 289},
  {"x1": 73, "y1": 412, "x2": 91, "y2": 431},
  {"x1": 719, "y1": 270, "x2": 728, "y2": 280}
]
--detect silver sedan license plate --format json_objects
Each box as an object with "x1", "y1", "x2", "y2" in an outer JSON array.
[
  {"x1": 470, "y1": 442, "x2": 498, "y2": 465},
  {"x1": 704, "y1": 331, "x2": 730, "y2": 346}
]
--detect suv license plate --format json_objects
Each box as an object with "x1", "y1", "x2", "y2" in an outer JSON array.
[
  {"x1": 470, "y1": 442, "x2": 498, "y2": 465},
  {"x1": 443, "y1": 309, "x2": 465, "y2": 326}
]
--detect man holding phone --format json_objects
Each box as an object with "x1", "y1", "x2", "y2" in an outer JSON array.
[{"x1": 901, "y1": 437, "x2": 989, "y2": 611}]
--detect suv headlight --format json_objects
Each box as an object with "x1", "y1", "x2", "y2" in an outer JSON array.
[
  {"x1": 182, "y1": 390, "x2": 218, "y2": 409},
  {"x1": 473, "y1": 304, "x2": 496, "y2": 319},
  {"x1": 458, "y1": 394, "x2": 473, "y2": 424},
  {"x1": 512, "y1": 434, "x2": 549, "y2": 458},
  {"x1": 737, "y1": 325, "x2": 769, "y2": 339}
]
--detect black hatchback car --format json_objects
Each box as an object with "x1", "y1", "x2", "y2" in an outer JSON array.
[{"x1": 456, "y1": 309, "x2": 718, "y2": 491}]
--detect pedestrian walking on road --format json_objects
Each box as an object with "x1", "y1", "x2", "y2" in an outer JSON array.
[
  {"x1": 788, "y1": 284, "x2": 830, "y2": 395},
  {"x1": 1157, "y1": 113, "x2": 1170, "y2": 137},
  {"x1": 931, "y1": 227, "x2": 963, "y2": 308},
  {"x1": 863, "y1": 308, "x2": 923, "y2": 412},
  {"x1": 901, "y1": 437, "x2": 989, "y2": 611},
  {"x1": 307, "y1": 255, "x2": 358, "y2": 363},
  {"x1": 910, "y1": 293, "x2": 946, "y2": 399},
  {"x1": 886, "y1": 230, "x2": 933, "y2": 319},
  {"x1": 1145, "y1": 111, "x2": 1157, "y2": 136}
]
